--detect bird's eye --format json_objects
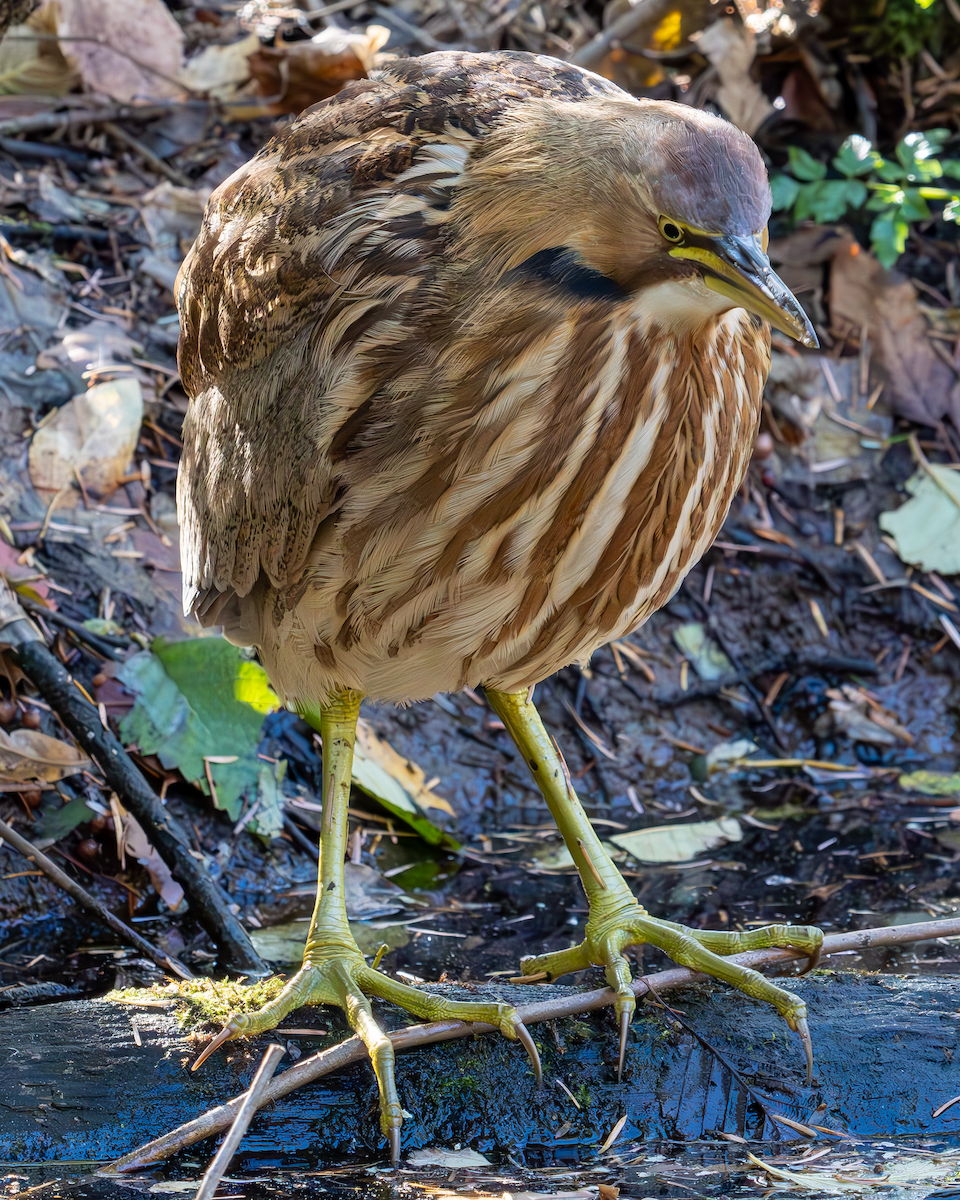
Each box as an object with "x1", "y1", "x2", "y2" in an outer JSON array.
[{"x1": 659, "y1": 217, "x2": 684, "y2": 243}]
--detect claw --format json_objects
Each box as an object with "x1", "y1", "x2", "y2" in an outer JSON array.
[
  {"x1": 617, "y1": 1006, "x2": 630, "y2": 1083},
  {"x1": 799, "y1": 944, "x2": 821, "y2": 975},
  {"x1": 388, "y1": 1123, "x2": 401, "y2": 1166},
  {"x1": 796, "y1": 1015, "x2": 813, "y2": 1085},
  {"x1": 515, "y1": 1020, "x2": 542, "y2": 1086},
  {"x1": 191, "y1": 1019, "x2": 242, "y2": 1071}
]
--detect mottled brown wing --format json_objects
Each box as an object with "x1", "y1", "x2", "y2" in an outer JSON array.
[{"x1": 176, "y1": 51, "x2": 625, "y2": 619}]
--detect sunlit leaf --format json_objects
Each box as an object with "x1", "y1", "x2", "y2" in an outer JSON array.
[{"x1": 832, "y1": 134, "x2": 879, "y2": 178}]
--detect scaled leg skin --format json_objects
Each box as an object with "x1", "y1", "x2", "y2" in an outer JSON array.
[
  {"x1": 485, "y1": 687, "x2": 823, "y2": 1083},
  {"x1": 192, "y1": 688, "x2": 541, "y2": 1162}
]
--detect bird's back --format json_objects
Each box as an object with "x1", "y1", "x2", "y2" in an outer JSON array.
[{"x1": 177, "y1": 51, "x2": 768, "y2": 707}]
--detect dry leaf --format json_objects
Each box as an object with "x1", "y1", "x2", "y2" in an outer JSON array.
[
  {"x1": 693, "y1": 18, "x2": 772, "y2": 135},
  {"x1": 815, "y1": 685, "x2": 912, "y2": 747},
  {"x1": 179, "y1": 33, "x2": 259, "y2": 100},
  {"x1": 56, "y1": 0, "x2": 185, "y2": 102},
  {"x1": 35, "y1": 319, "x2": 140, "y2": 375},
  {"x1": 610, "y1": 818, "x2": 742, "y2": 863},
  {"x1": 121, "y1": 810, "x2": 185, "y2": 911},
  {"x1": 829, "y1": 240, "x2": 960, "y2": 429},
  {"x1": 28, "y1": 377, "x2": 143, "y2": 494},
  {"x1": 879, "y1": 465, "x2": 960, "y2": 574},
  {"x1": 0, "y1": 726, "x2": 90, "y2": 782},
  {"x1": 0, "y1": 3, "x2": 78, "y2": 96},
  {"x1": 249, "y1": 24, "x2": 389, "y2": 115},
  {"x1": 354, "y1": 718, "x2": 455, "y2": 817},
  {"x1": 138, "y1": 183, "x2": 211, "y2": 291},
  {"x1": 406, "y1": 1148, "x2": 491, "y2": 1168}
]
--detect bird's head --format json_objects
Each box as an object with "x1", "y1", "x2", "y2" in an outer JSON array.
[{"x1": 456, "y1": 94, "x2": 817, "y2": 349}]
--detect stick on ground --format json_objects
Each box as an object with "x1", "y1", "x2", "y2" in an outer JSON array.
[
  {"x1": 0, "y1": 817, "x2": 193, "y2": 980},
  {"x1": 194, "y1": 1043, "x2": 284, "y2": 1200},
  {"x1": 0, "y1": 588, "x2": 267, "y2": 977}
]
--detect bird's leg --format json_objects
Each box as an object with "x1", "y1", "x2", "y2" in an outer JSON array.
[
  {"x1": 192, "y1": 688, "x2": 540, "y2": 1161},
  {"x1": 485, "y1": 687, "x2": 823, "y2": 1082}
]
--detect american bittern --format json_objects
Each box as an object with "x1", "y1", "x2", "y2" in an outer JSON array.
[{"x1": 178, "y1": 51, "x2": 822, "y2": 1157}]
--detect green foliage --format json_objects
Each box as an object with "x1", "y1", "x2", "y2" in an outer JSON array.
[
  {"x1": 770, "y1": 130, "x2": 960, "y2": 268},
  {"x1": 117, "y1": 636, "x2": 284, "y2": 832},
  {"x1": 867, "y1": 0, "x2": 953, "y2": 60}
]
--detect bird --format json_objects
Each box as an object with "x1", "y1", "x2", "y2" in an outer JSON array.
[{"x1": 177, "y1": 49, "x2": 823, "y2": 1160}]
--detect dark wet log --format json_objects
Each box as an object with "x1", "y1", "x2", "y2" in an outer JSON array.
[{"x1": 2, "y1": 973, "x2": 959, "y2": 1167}]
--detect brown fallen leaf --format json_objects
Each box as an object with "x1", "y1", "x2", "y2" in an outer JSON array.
[
  {"x1": 0, "y1": 726, "x2": 90, "y2": 782},
  {"x1": 692, "y1": 18, "x2": 772, "y2": 135},
  {"x1": 121, "y1": 808, "x2": 185, "y2": 911},
  {"x1": 829, "y1": 238, "x2": 960, "y2": 430},
  {"x1": 56, "y1": 0, "x2": 185, "y2": 103},
  {"x1": 249, "y1": 25, "x2": 390, "y2": 116}
]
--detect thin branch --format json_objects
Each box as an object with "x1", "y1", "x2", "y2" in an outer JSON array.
[
  {"x1": 571, "y1": 0, "x2": 678, "y2": 69},
  {"x1": 104, "y1": 917, "x2": 960, "y2": 1173},
  {"x1": 0, "y1": 816, "x2": 192, "y2": 980},
  {"x1": 0, "y1": 586, "x2": 267, "y2": 978},
  {"x1": 0, "y1": 102, "x2": 176, "y2": 139},
  {"x1": 194, "y1": 1044, "x2": 285, "y2": 1200}
]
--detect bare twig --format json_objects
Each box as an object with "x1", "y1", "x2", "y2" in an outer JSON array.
[
  {"x1": 194, "y1": 1044, "x2": 285, "y2": 1200},
  {"x1": 0, "y1": 817, "x2": 193, "y2": 980},
  {"x1": 102, "y1": 122, "x2": 191, "y2": 188},
  {"x1": 104, "y1": 917, "x2": 960, "y2": 1174},
  {"x1": 0, "y1": 586, "x2": 267, "y2": 978},
  {"x1": 571, "y1": 0, "x2": 678, "y2": 69},
  {"x1": 0, "y1": 103, "x2": 176, "y2": 140}
]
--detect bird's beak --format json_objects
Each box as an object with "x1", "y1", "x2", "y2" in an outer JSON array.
[{"x1": 670, "y1": 233, "x2": 819, "y2": 349}]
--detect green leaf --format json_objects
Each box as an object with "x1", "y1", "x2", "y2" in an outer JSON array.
[
  {"x1": 118, "y1": 637, "x2": 279, "y2": 821},
  {"x1": 787, "y1": 145, "x2": 826, "y2": 182},
  {"x1": 876, "y1": 158, "x2": 906, "y2": 183},
  {"x1": 899, "y1": 770, "x2": 960, "y2": 797},
  {"x1": 769, "y1": 172, "x2": 800, "y2": 212},
  {"x1": 940, "y1": 158, "x2": 960, "y2": 181},
  {"x1": 794, "y1": 179, "x2": 861, "y2": 224},
  {"x1": 832, "y1": 134, "x2": 880, "y2": 178},
  {"x1": 896, "y1": 132, "x2": 944, "y2": 183},
  {"x1": 900, "y1": 188, "x2": 931, "y2": 222},
  {"x1": 878, "y1": 465, "x2": 960, "y2": 574},
  {"x1": 870, "y1": 213, "x2": 909, "y2": 268}
]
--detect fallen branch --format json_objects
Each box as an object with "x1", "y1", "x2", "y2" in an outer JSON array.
[
  {"x1": 0, "y1": 587, "x2": 267, "y2": 977},
  {"x1": 0, "y1": 103, "x2": 176, "y2": 139},
  {"x1": 571, "y1": 0, "x2": 679, "y2": 69},
  {"x1": 104, "y1": 916, "x2": 960, "y2": 1173},
  {"x1": 0, "y1": 816, "x2": 192, "y2": 980},
  {"x1": 194, "y1": 1043, "x2": 285, "y2": 1200}
]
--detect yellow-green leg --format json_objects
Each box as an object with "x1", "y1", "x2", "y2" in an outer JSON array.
[
  {"x1": 192, "y1": 688, "x2": 541, "y2": 1162},
  {"x1": 485, "y1": 687, "x2": 822, "y2": 1082}
]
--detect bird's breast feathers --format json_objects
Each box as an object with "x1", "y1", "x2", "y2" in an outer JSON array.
[{"x1": 176, "y1": 51, "x2": 770, "y2": 706}]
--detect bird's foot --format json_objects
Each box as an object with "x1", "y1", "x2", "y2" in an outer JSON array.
[
  {"x1": 191, "y1": 940, "x2": 541, "y2": 1162},
  {"x1": 513, "y1": 898, "x2": 822, "y2": 1082}
]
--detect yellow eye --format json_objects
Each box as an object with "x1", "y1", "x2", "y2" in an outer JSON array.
[{"x1": 658, "y1": 216, "x2": 684, "y2": 243}]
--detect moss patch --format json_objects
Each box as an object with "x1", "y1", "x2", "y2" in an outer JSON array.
[{"x1": 107, "y1": 976, "x2": 287, "y2": 1030}]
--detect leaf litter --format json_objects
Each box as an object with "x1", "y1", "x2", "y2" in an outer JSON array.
[{"x1": 0, "y1": 0, "x2": 959, "y2": 1195}]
